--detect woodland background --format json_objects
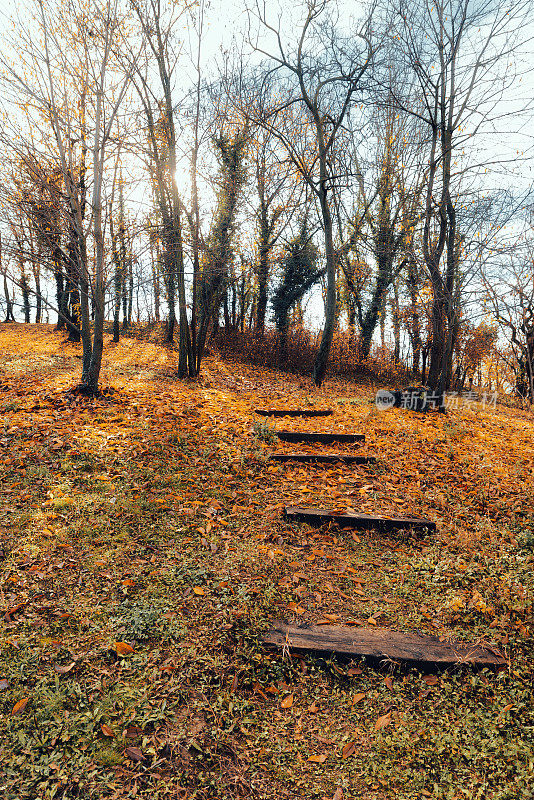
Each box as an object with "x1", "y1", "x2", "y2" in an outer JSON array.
[{"x1": 0, "y1": 0, "x2": 533, "y2": 400}]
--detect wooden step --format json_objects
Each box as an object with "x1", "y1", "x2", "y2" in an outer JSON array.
[
  {"x1": 284, "y1": 505, "x2": 436, "y2": 534},
  {"x1": 270, "y1": 454, "x2": 377, "y2": 465},
  {"x1": 255, "y1": 408, "x2": 333, "y2": 418},
  {"x1": 277, "y1": 431, "x2": 365, "y2": 445},
  {"x1": 263, "y1": 622, "x2": 506, "y2": 669}
]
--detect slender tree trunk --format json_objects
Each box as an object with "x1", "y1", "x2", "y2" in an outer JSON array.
[
  {"x1": 84, "y1": 190, "x2": 105, "y2": 394},
  {"x1": 1, "y1": 234, "x2": 15, "y2": 322},
  {"x1": 110, "y1": 206, "x2": 121, "y2": 343},
  {"x1": 313, "y1": 179, "x2": 337, "y2": 386},
  {"x1": 127, "y1": 257, "x2": 133, "y2": 327},
  {"x1": 33, "y1": 268, "x2": 42, "y2": 323},
  {"x1": 406, "y1": 258, "x2": 422, "y2": 374},
  {"x1": 256, "y1": 195, "x2": 270, "y2": 333},
  {"x1": 20, "y1": 266, "x2": 31, "y2": 323},
  {"x1": 151, "y1": 242, "x2": 160, "y2": 323},
  {"x1": 3, "y1": 274, "x2": 15, "y2": 322},
  {"x1": 392, "y1": 278, "x2": 401, "y2": 362}
]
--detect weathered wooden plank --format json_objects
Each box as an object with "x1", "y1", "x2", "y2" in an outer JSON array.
[
  {"x1": 284, "y1": 505, "x2": 436, "y2": 534},
  {"x1": 277, "y1": 431, "x2": 365, "y2": 444},
  {"x1": 255, "y1": 408, "x2": 333, "y2": 418},
  {"x1": 263, "y1": 622, "x2": 506, "y2": 669},
  {"x1": 270, "y1": 453, "x2": 377, "y2": 465}
]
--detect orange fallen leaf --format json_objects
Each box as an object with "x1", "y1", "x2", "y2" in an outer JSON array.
[
  {"x1": 11, "y1": 697, "x2": 29, "y2": 715},
  {"x1": 192, "y1": 586, "x2": 205, "y2": 595},
  {"x1": 374, "y1": 712, "x2": 392, "y2": 730},
  {"x1": 308, "y1": 753, "x2": 327, "y2": 763},
  {"x1": 280, "y1": 693, "x2": 294, "y2": 709},
  {"x1": 423, "y1": 675, "x2": 439, "y2": 686},
  {"x1": 114, "y1": 642, "x2": 134, "y2": 656},
  {"x1": 352, "y1": 692, "x2": 366, "y2": 706},
  {"x1": 342, "y1": 740, "x2": 357, "y2": 758},
  {"x1": 101, "y1": 724, "x2": 114, "y2": 737}
]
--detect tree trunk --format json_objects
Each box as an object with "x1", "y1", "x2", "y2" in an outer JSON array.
[
  {"x1": 256, "y1": 197, "x2": 270, "y2": 333},
  {"x1": 392, "y1": 278, "x2": 401, "y2": 362},
  {"x1": 313, "y1": 181, "x2": 336, "y2": 387},
  {"x1": 20, "y1": 268, "x2": 31, "y2": 323},
  {"x1": 84, "y1": 189, "x2": 105, "y2": 394}
]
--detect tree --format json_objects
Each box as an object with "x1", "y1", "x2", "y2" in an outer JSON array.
[
  {"x1": 242, "y1": 0, "x2": 377, "y2": 385},
  {"x1": 482, "y1": 243, "x2": 534, "y2": 402},
  {"x1": 1, "y1": 234, "x2": 16, "y2": 323},
  {"x1": 251, "y1": 129, "x2": 299, "y2": 334},
  {"x1": 126, "y1": 0, "x2": 193, "y2": 374},
  {"x1": 0, "y1": 0, "x2": 135, "y2": 393},
  {"x1": 272, "y1": 222, "x2": 322, "y2": 362},
  {"x1": 392, "y1": 0, "x2": 533, "y2": 395},
  {"x1": 336, "y1": 96, "x2": 426, "y2": 359},
  {"x1": 196, "y1": 130, "x2": 248, "y2": 370}
]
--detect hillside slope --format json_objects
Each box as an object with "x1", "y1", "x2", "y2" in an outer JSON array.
[{"x1": 0, "y1": 323, "x2": 532, "y2": 800}]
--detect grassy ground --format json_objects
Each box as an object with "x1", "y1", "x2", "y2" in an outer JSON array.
[{"x1": 0, "y1": 323, "x2": 532, "y2": 800}]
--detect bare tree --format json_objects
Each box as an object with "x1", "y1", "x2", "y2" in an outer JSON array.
[
  {"x1": 482, "y1": 241, "x2": 534, "y2": 402},
  {"x1": 0, "y1": 0, "x2": 135, "y2": 393},
  {"x1": 241, "y1": 0, "x2": 378, "y2": 385},
  {"x1": 392, "y1": 0, "x2": 533, "y2": 395}
]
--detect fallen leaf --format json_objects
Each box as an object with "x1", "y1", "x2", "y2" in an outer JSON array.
[
  {"x1": 342, "y1": 741, "x2": 357, "y2": 758},
  {"x1": 101, "y1": 724, "x2": 114, "y2": 737},
  {"x1": 352, "y1": 692, "x2": 366, "y2": 706},
  {"x1": 280, "y1": 693, "x2": 294, "y2": 709},
  {"x1": 287, "y1": 601, "x2": 305, "y2": 614},
  {"x1": 423, "y1": 675, "x2": 439, "y2": 686},
  {"x1": 253, "y1": 682, "x2": 268, "y2": 700},
  {"x1": 333, "y1": 789, "x2": 344, "y2": 800},
  {"x1": 192, "y1": 586, "x2": 205, "y2": 595},
  {"x1": 384, "y1": 676, "x2": 394, "y2": 690},
  {"x1": 54, "y1": 662, "x2": 75, "y2": 674},
  {"x1": 125, "y1": 746, "x2": 145, "y2": 762},
  {"x1": 307, "y1": 701, "x2": 319, "y2": 713},
  {"x1": 125, "y1": 724, "x2": 143, "y2": 738},
  {"x1": 0, "y1": 678, "x2": 9, "y2": 690},
  {"x1": 374, "y1": 712, "x2": 392, "y2": 730},
  {"x1": 502, "y1": 703, "x2": 514, "y2": 713},
  {"x1": 11, "y1": 697, "x2": 29, "y2": 715},
  {"x1": 114, "y1": 642, "x2": 134, "y2": 656},
  {"x1": 308, "y1": 753, "x2": 327, "y2": 763}
]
